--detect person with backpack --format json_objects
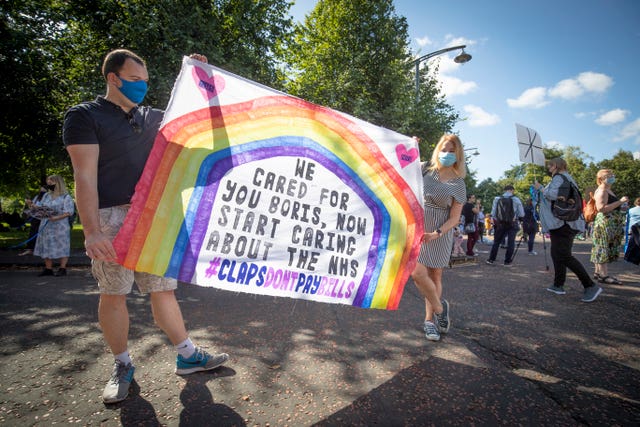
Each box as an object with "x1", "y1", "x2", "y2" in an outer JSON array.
[
  {"x1": 486, "y1": 185, "x2": 524, "y2": 266},
  {"x1": 534, "y1": 157, "x2": 602, "y2": 302}
]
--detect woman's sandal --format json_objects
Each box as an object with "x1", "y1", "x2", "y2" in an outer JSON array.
[
  {"x1": 599, "y1": 275, "x2": 622, "y2": 285},
  {"x1": 593, "y1": 272, "x2": 602, "y2": 281}
]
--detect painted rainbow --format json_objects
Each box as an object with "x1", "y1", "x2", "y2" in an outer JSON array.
[{"x1": 113, "y1": 58, "x2": 424, "y2": 310}]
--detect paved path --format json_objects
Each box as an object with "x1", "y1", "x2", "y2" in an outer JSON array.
[{"x1": 1, "y1": 240, "x2": 639, "y2": 426}]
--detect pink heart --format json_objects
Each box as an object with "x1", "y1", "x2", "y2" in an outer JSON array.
[
  {"x1": 192, "y1": 66, "x2": 225, "y2": 100},
  {"x1": 396, "y1": 144, "x2": 419, "y2": 168}
]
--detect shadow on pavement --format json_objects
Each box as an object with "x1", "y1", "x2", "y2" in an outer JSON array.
[{"x1": 179, "y1": 370, "x2": 245, "y2": 426}]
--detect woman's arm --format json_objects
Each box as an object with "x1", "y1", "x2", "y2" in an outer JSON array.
[
  {"x1": 542, "y1": 175, "x2": 562, "y2": 201},
  {"x1": 595, "y1": 188, "x2": 629, "y2": 214}
]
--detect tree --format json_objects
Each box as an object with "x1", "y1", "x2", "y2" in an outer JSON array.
[
  {"x1": 0, "y1": 0, "x2": 72, "y2": 200},
  {"x1": 280, "y1": 0, "x2": 459, "y2": 151},
  {"x1": 597, "y1": 150, "x2": 640, "y2": 201},
  {"x1": 59, "y1": 0, "x2": 294, "y2": 108},
  {"x1": 475, "y1": 178, "x2": 501, "y2": 212},
  {"x1": 0, "y1": 0, "x2": 294, "y2": 201}
]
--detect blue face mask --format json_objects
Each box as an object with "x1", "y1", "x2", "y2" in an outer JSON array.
[
  {"x1": 606, "y1": 176, "x2": 616, "y2": 185},
  {"x1": 438, "y1": 151, "x2": 457, "y2": 167},
  {"x1": 118, "y1": 76, "x2": 148, "y2": 104}
]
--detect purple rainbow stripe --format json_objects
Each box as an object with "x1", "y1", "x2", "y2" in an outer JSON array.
[{"x1": 167, "y1": 136, "x2": 390, "y2": 308}]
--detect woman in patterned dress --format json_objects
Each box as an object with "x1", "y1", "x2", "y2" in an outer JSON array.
[
  {"x1": 32, "y1": 175, "x2": 75, "y2": 276},
  {"x1": 590, "y1": 169, "x2": 629, "y2": 284},
  {"x1": 412, "y1": 134, "x2": 467, "y2": 341}
]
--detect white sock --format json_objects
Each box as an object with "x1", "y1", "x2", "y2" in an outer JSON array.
[
  {"x1": 115, "y1": 351, "x2": 132, "y2": 366},
  {"x1": 175, "y1": 338, "x2": 196, "y2": 358}
]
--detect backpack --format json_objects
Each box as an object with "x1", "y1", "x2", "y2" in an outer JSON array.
[
  {"x1": 583, "y1": 191, "x2": 597, "y2": 223},
  {"x1": 495, "y1": 196, "x2": 515, "y2": 225},
  {"x1": 552, "y1": 174, "x2": 583, "y2": 221}
]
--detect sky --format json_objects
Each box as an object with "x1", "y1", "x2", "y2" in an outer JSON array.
[{"x1": 288, "y1": 0, "x2": 640, "y2": 182}]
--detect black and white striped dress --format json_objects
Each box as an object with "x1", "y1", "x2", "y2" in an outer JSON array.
[{"x1": 417, "y1": 167, "x2": 467, "y2": 268}]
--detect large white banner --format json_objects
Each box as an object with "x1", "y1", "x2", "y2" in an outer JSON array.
[{"x1": 113, "y1": 57, "x2": 424, "y2": 310}]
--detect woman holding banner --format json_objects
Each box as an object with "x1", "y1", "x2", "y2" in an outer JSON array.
[{"x1": 412, "y1": 134, "x2": 466, "y2": 341}]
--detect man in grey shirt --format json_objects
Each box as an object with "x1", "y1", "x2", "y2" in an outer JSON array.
[{"x1": 486, "y1": 185, "x2": 525, "y2": 266}]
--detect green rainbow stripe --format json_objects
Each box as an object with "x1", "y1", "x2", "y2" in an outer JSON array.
[{"x1": 115, "y1": 96, "x2": 422, "y2": 309}]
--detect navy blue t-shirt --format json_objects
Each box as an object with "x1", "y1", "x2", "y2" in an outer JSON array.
[{"x1": 62, "y1": 96, "x2": 164, "y2": 208}]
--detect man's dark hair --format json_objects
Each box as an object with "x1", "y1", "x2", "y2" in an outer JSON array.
[
  {"x1": 101, "y1": 49, "x2": 146, "y2": 79},
  {"x1": 503, "y1": 185, "x2": 514, "y2": 191}
]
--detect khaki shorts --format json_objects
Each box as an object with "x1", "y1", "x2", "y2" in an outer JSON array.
[{"x1": 92, "y1": 205, "x2": 177, "y2": 295}]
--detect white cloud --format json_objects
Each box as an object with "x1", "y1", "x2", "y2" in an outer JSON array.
[
  {"x1": 463, "y1": 105, "x2": 500, "y2": 127},
  {"x1": 545, "y1": 140, "x2": 565, "y2": 149},
  {"x1": 416, "y1": 36, "x2": 432, "y2": 47},
  {"x1": 507, "y1": 87, "x2": 549, "y2": 109},
  {"x1": 439, "y1": 75, "x2": 478, "y2": 97},
  {"x1": 549, "y1": 72, "x2": 613, "y2": 100},
  {"x1": 614, "y1": 117, "x2": 640, "y2": 142},
  {"x1": 444, "y1": 35, "x2": 477, "y2": 48},
  {"x1": 549, "y1": 78, "x2": 584, "y2": 100},
  {"x1": 633, "y1": 151, "x2": 640, "y2": 160},
  {"x1": 578, "y1": 72, "x2": 613, "y2": 93},
  {"x1": 595, "y1": 109, "x2": 629, "y2": 126}
]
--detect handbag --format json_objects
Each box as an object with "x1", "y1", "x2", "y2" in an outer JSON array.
[
  {"x1": 584, "y1": 192, "x2": 597, "y2": 223},
  {"x1": 463, "y1": 223, "x2": 476, "y2": 234}
]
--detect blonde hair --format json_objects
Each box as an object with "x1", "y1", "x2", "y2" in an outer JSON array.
[
  {"x1": 47, "y1": 175, "x2": 68, "y2": 198},
  {"x1": 428, "y1": 134, "x2": 466, "y2": 177},
  {"x1": 596, "y1": 169, "x2": 613, "y2": 185}
]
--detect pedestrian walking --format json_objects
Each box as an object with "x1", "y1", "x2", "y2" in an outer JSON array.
[
  {"x1": 462, "y1": 195, "x2": 480, "y2": 255},
  {"x1": 534, "y1": 158, "x2": 602, "y2": 302},
  {"x1": 486, "y1": 185, "x2": 524, "y2": 266},
  {"x1": 411, "y1": 134, "x2": 466, "y2": 341},
  {"x1": 63, "y1": 49, "x2": 228, "y2": 404}
]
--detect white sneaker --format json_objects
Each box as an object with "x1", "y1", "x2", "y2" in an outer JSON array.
[{"x1": 528, "y1": 251, "x2": 537, "y2": 256}]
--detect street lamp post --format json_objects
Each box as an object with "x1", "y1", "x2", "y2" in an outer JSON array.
[
  {"x1": 464, "y1": 147, "x2": 480, "y2": 163},
  {"x1": 412, "y1": 45, "x2": 472, "y2": 99}
]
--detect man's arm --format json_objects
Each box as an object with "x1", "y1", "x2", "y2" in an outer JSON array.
[
  {"x1": 515, "y1": 198, "x2": 525, "y2": 219},
  {"x1": 66, "y1": 144, "x2": 116, "y2": 261}
]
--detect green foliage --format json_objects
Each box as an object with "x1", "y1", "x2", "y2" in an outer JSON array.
[
  {"x1": 0, "y1": 223, "x2": 86, "y2": 250},
  {"x1": 3, "y1": 0, "x2": 635, "y2": 214},
  {"x1": 490, "y1": 147, "x2": 640, "y2": 206},
  {"x1": 0, "y1": 0, "x2": 73, "y2": 198},
  {"x1": 596, "y1": 150, "x2": 640, "y2": 201},
  {"x1": 1, "y1": 0, "x2": 293, "y2": 202},
  {"x1": 280, "y1": 0, "x2": 458, "y2": 145}
]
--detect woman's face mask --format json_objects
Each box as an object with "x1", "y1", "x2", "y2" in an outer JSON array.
[{"x1": 438, "y1": 151, "x2": 457, "y2": 167}]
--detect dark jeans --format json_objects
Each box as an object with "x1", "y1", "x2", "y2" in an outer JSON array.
[
  {"x1": 526, "y1": 231, "x2": 536, "y2": 252},
  {"x1": 466, "y1": 228, "x2": 479, "y2": 256},
  {"x1": 490, "y1": 224, "x2": 518, "y2": 263},
  {"x1": 549, "y1": 224, "x2": 594, "y2": 288}
]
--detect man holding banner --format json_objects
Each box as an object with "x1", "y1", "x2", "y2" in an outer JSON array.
[{"x1": 64, "y1": 49, "x2": 229, "y2": 404}]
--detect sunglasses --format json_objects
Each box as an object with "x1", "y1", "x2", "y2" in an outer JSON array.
[{"x1": 126, "y1": 110, "x2": 142, "y2": 134}]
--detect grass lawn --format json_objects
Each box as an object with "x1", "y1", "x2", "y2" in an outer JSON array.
[{"x1": 0, "y1": 224, "x2": 85, "y2": 250}]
